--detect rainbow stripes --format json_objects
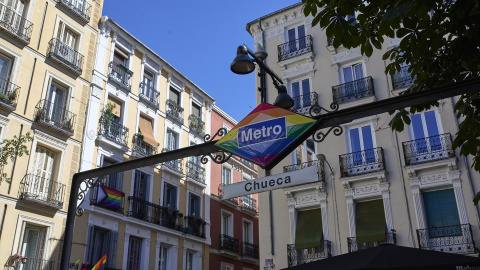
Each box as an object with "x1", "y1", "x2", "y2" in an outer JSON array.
[
  {"x1": 97, "y1": 186, "x2": 122, "y2": 210},
  {"x1": 91, "y1": 253, "x2": 107, "y2": 270},
  {"x1": 216, "y1": 103, "x2": 316, "y2": 167}
]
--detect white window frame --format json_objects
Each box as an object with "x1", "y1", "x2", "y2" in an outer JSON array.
[
  {"x1": 41, "y1": 71, "x2": 76, "y2": 115},
  {"x1": 53, "y1": 15, "x2": 84, "y2": 51},
  {"x1": 221, "y1": 210, "x2": 233, "y2": 236},
  {"x1": 345, "y1": 122, "x2": 377, "y2": 154},
  {"x1": 340, "y1": 61, "x2": 366, "y2": 84},
  {"x1": 222, "y1": 166, "x2": 232, "y2": 185},
  {"x1": 242, "y1": 219, "x2": 253, "y2": 243},
  {"x1": 407, "y1": 109, "x2": 444, "y2": 140}
]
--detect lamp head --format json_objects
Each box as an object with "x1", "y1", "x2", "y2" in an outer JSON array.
[
  {"x1": 273, "y1": 85, "x2": 295, "y2": 109},
  {"x1": 231, "y1": 45, "x2": 255, "y2": 75}
]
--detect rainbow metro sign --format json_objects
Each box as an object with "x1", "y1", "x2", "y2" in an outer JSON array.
[{"x1": 215, "y1": 103, "x2": 316, "y2": 168}]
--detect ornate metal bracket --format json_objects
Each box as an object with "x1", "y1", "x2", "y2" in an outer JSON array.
[
  {"x1": 76, "y1": 177, "x2": 99, "y2": 216},
  {"x1": 313, "y1": 125, "x2": 343, "y2": 143},
  {"x1": 308, "y1": 102, "x2": 339, "y2": 118},
  {"x1": 308, "y1": 102, "x2": 343, "y2": 142},
  {"x1": 202, "y1": 128, "x2": 232, "y2": 164}
]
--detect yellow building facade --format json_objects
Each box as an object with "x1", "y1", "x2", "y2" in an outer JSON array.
[
  {"x1": 0, "y1": 0, "x2": 103, "y2": 269},
  {"x1": 69, "y1": 17, "x2": 214, "y2": 270}
]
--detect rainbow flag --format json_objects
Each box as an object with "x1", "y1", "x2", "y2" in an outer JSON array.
[
  {"x1": 97, "y1": 186, "x2": 122, "y2": 210},
  {"x1": 91, "y1": 253, "x2": 107, "y2": 270}
]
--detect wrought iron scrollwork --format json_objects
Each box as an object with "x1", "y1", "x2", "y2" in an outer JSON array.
[
  {"x1": 202, "y1": 128, "x2": 232, "y2": 164},
  {"x1": 313, "y1": 125, "x2": 343, "y2": 143},
  {"x1": 76, "y1": 177, "x2": 97, "y2": 216},
  {"x1": 308, "y1": 102, "x2": 339, "y2": 118}
]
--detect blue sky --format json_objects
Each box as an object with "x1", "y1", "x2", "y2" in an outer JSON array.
[{"x1": 102, "y1": 0, "x2": 299, "y2": 121}]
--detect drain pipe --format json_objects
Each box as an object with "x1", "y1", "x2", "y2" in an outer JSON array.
[
  {"x1": 0, "y1": 205, "x2": 6, "y2": 241},
  {"x1": 7, "y1": 124, "x2": 23, "y2": 194}
]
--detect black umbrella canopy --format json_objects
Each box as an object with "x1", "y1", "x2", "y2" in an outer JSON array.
[{"x1": 283, "y1": 244, "x2": 480, "y2": 270}]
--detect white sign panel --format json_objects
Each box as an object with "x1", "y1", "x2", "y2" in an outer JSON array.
[{"x1": 222, "y1": 165, "x2": 319, "y2": 199}]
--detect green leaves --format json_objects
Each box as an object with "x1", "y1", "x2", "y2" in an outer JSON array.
[
  {"x1": 389, "y1": 110, "x2": 411, "y2": 132},
  {"x1": 0, "y1": 132, "x2": 33, "y2": 184}
]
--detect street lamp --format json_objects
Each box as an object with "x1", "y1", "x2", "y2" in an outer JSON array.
[{"x1": 231, "y1": 45, "x2": 294, "y2": 109}]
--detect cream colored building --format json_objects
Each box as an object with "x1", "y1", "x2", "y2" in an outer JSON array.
[
  {"x1": 0, "y1": 0, "x2": 103, "y2": 269},
  {"x1": 246, "y1": 3, "x2": 480, "y2": 269},
  {"x1": 70, "y1": 17, "x2": 215, "y2": 270}
]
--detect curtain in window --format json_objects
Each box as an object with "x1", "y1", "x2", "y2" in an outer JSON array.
[
  {"x1": 423, "y1": 189, "x2": 461, "y2": 237},
  {"x1": 295, "y1": 208, "x2": 323, "y2": 249},
  {"x1": 301, "y1": 79, "x2": 311, "y2": 106},
  {"x1": 355, "y1": 199, "x2": 386, "y2": 243}
]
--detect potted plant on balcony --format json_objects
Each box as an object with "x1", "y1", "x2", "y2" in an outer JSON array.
[{"x1": 104, "y1": 102, "x2": 116, "y2": 127}]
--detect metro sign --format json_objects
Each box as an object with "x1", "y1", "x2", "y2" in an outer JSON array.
[{"x1": 215, "y1": 103, "x2": 316, "y2": 168}]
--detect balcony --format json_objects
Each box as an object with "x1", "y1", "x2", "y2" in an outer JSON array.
[
  {"x1": 186, "y1": 160, "x2": 205, "y2": 184},
  {"x1": 0, "y1": 3, "x2": 33, "y2": 44},
  {"x1": 132, "y1": 133, "x2": 157, "y2": 156},
  {"x1": 242, "y1": 242, "x2": 259, "y2": 258},
  {"x1": 339, "y1": 147, "x2": 385, "y2": 177},
  {"x1": 18, "y1": 174, "x2": 66, "y2": 209},
  {"x1": 289, "y1": 92, "x2": 318, "y2": 116},
  {"x1": 0, "y1": 76, "x2": 20, "y2": 112},
  {"x1": 34, "y1": 99, "x2": 76, "y2": 136},
  {"x1": 402, "y1": 133, "x2": 454, "y2": 166},
  {"x1": 108, "y1": 61, "x2": 133, "y2": 89},
  {"x1": 417, "y1": 224, "x2": 476, "y2": 254},
  {"x1": 57, "y1": 0, "x2": 91, "y2": 22},
  {"x1": 166, "y1": 99, "x2": 184, "y2": 123},
  {"x1": 278, "y1": 35, "x2": 313, "y2": 62},
  {"x1": 139, "y1": 82, "x2": 159, "y2": 108},
  {"x1": 284, "y1": 160, "x2": 325, "y2": 181},
  {"x1": 332, "y1": 76, "x2": 375, "y2": 104},
  {"x1": 127, "y1": 196, "x2": 184, "y2": 231},
  {"x1": 90, "y1": 177, "x2": 125, "y2": 214},
  {"x1": 98, "y1": 113, "x2": 128, "y2": 146},
  {"x1": 220, "y1": 234, "x2": 239, "y2": 254},
  {"x1": 392, "y1": 65, "x2": 414, "y2": 90},
  {"x1": 348, "y1": 230, "x2": 396, "y2": 252},
  {"x1": 189, "y1": 115, "x2": 205, "y2": 136},
  {"x1": 287, "y1": 241, "x2": 332, "y2": 267},
  {"x1": 239, "y1": 195, "x2": 257, "y2": 214},
  {"x1": 21, "y1": 258, "x2": 55, "y2": 270},
  {"x1": 184, "y1": 215, "x2": 206, "y2": 238},
  {"x1": 47, "y1": 38, "x2": 83, "y2": 75}
]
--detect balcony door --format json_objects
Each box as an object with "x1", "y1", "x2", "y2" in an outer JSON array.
[
  {"x1": 410, "y1": 111, "x2": 441, "y2": 155},
  {"x1": 142, "y1": 70, "x2": 154, "y2": 98},
  {"x1": 19, "y1": 225, "x2": 46, "y2": 270},
  {"x1": 32, "y1": 146, "x2": 56, "y2": 201},
  {"x1": 341, "y1": 63, "x2": 365, "y2": 98},
  {"x1": 0, "y1": 0, "x2": 26, "y2": 34},
  {"x1": 287, "y1": 25, "x2": 306, "y2": 52},
  {"x1": 0, "y1": 53, "x2": 12, "y2": 95},
  {"x1": 47, "y1": 82, "x2": 67, "y2": 124},
  {"x1": 162, "y1": 183, "x2": 177, "y2": 209},
  {"x1": 348, "y1": 125, "x2": 376, "y2": 174},
  {"x1": 56, "y1": 23, "x2": 78, "y2": 64},
  {"x1": 291, "y1": 79, "x2": 311, "y2": 110}
]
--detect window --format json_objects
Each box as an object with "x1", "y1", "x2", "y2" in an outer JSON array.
[
  {"x1": 19, "y1": 224, "x2": 46, "y2": 270},
  {"x1": 47, "y1": 81, "x2": 69, "y2": 124},
  {"x1": 291, "y1": 78, "x2": 311, "y2": 109},
  {"x1": 189, "y1": 193, "x2": 201, "y2": 218},
  {"x1": 0, "y1": 52, "x2": 13, "y2": 82},
  {"x1": 186, "y1": 252, "x2": 194, "y2": 270},
  {"x1": 222, "y1": 212, "x2": 232, "y2": 236},
  {"x1": 159, "y1": 246, "x2": 168, "y2": 270},
  {"x1": 0, "y1": 0, "x2": 29, "y2": 34},
  {"x1": 86, "y1": 226, "x2": 118, "y2": 268},
  {"x1": 306, "y1": 139, "x2": 315, "y2": 163},
  {"x1": 106, "y1": 96, "x2": 122, "y2": 123},
  {"x1": 423, "y1": 189, "x2": 461, "y2": 237},
  {"x1": 222, "y1": 167, "x2": 231, "y2": 185},
  {"x1": 355, "y1": 200, "x2": 386, "y2": 244},
  {"x1": 166, "y1": 129, "x2": 178, "y2": 151},
  {"x1": 138, "y1": 115, "x2": 157, "y2": 147},
  {"x1": 31, "y1": 146, "x2": 56, "y2": 181},
  {"x1": 295, "y1": 146, "x2": 302, "y2": 165},
  {"x1": 113, "y1": 49, "x2": 128, "y2": 67},
  {"x1": 348, "y1": 125, "x2": 375, "y2": 165},
  {"x1": 295, "y1": 209, "x2": 323, "y2": 249},
  {"x1": 163, "y1": 183, "x2": 177, "y2": 209},
  {"x1": 169, "y1": 86, "x2": 180, "y2": 105},
  {"x1": 223, "y1": 124, "x2": 231, "y2": 134},
  {"x1": 133, "y1": 170, "x2": 149, "y2": 201},
  {"x1": 191, "y1": 102, "x2": 201, "y2": 119},
  {"x1": 101, "y1": 158, "x2": 123, "y2": 191},
  {"x1": 243, "y1": 221, "x2": 252, "y2": 243},
  {"x1": 221, "y1": 263, "x2": 234, "y2": 270},
  {"x1": 342, "y1": 63, "x2": 364, "y2": 84},
  {"x1": 242, "y1": 178, "x2": 253, "y2": 209},
  {"x1": 286, "y1": 25, "x2": 306, "y2": 51},
  {"x1": 127, "y1": 236, "x2": 142, "y2": 270},
  {"x1": 409, "y1": 111, "x2": 441, "y2": 152},
  {"x1": 141, "y1": 69, "x2": 156, "y2": 101}
]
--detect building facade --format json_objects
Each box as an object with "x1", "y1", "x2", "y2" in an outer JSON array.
[
  {"x1": 0, "y1": 0, "x2": 103, "y2": 269},
  {"x1": 209, "y1": 105, "x2": 259, "y2": 270},
  {"x1": 246, "y1": 3, "x2": 480, "y2": 269},
  {"x1": 70, "y1": 17, "x2": 214, "y2": 270}
]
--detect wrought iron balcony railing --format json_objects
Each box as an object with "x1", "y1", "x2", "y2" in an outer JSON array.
[
  {"x1": 162, "y1": 148, "x2": 184, "y2": 174},
  {"x1": 348, "y1": 230, "x2": 396, "y2": 252},
  {"x1": 220, "y1": 234, "x2": 239, "y2": 253},
  {"x1": 417, "y1": 224, "x2": 476, "y2": 254},
  {"x1": 139, "y1": 82, "x2": 159, "y2": 108},
  {"x1": 284, "y1": 160, "x2": 325, "y2": 181},
  {"x1": 128, "y1": 196, "x2": 184, "y2": 231},
  {"x1": 98, "y1": 113, "x2": 128, "y2": 145},
  {"x1": 0, "y1": 3, "x2": 33, "y2": 43},
  {"x1": 287, "y1": 240, "x2": 332, "y2": 267},
  {"x1": 0, "y1": 76, "x2": 20, "y2": 109},
  {"x1": 189, "y1": 115, "x2": 205, "y2": 135},
  {"x1": 90, "y1": 177, "x2": 125, "y2": 213},
  {"x1": 242, "y1": 242, "x2": 259, "y2": 258},
  {"x1": 332, "y1": 76, "x2": 375, "y2": 104},
  {"x1": 339, "y1": 147, "x2": 385, "y2": 177},
  {"x1": 402, "y1": 133, "x2": 453, "y2": 166},
  {"x1": 132, "y1": 133, "x2": 157, "y2": 156},
  {"x1": 166, "y1": 99, "x2": 184, "y2": 123},
  {"x1": 278, "y1": 35, "x2": 313, "y2": 61},
  {"x1": 184, "y1": 216, "x2": 206, "y2": 238},
  {"x1": 108, "y1": 61, "x2": 132, "y2": 89},
  {"x1": 392, "y1": 65, "x2": 414, "y2": 90},
  {"x1": 47, "y1": 38, "x2": 83, "y2": 74},
  {"x1": 18, "y1": 174, "x2": 66, "y2": 208},
  {"x1": 21, "y1": 258, "x2": 55, "y2": 270},
  {"x1": 57, "y1": 0, "x2": 91, "y2": 22},
  {"x1": 240, "y1": 195, "x2": 257, "y2": 214},
  {"x1": 290, "y1": 92, "x2": 319, "y2": 116},
  {"x1": 34, "y1": 99, "x2": 76, "y2": 134},
  {"x1": 187, "y1": 160, "x2": 205, "y2": 183}
]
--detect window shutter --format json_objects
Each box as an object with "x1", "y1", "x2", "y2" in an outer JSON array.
[
  {"x1": 355, "y1": 199, "x2": 386, "y2": 243},
  {"x1": 85, "y1": 225, "x2": 95, "y2": 263},
  {"x1": 295, "y1": 208, "x2": 323, "y2": 249},
  {"x1": 423, "y1": 189, "x2": 460, "y2": 228},
  {"x1": 107, "y1": 231, "x2": 118, "y2": 268},
  {"x1": 138, "y1": 116, "x2": 157, "y2": 147}
]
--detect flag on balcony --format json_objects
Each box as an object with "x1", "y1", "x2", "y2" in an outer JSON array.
[
  {"x1": 97, "y1": 186, "x2": 122, "y2": 210},
  {"x1": 91, "y1": 253, "x2": 107, "y2": 270}
]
